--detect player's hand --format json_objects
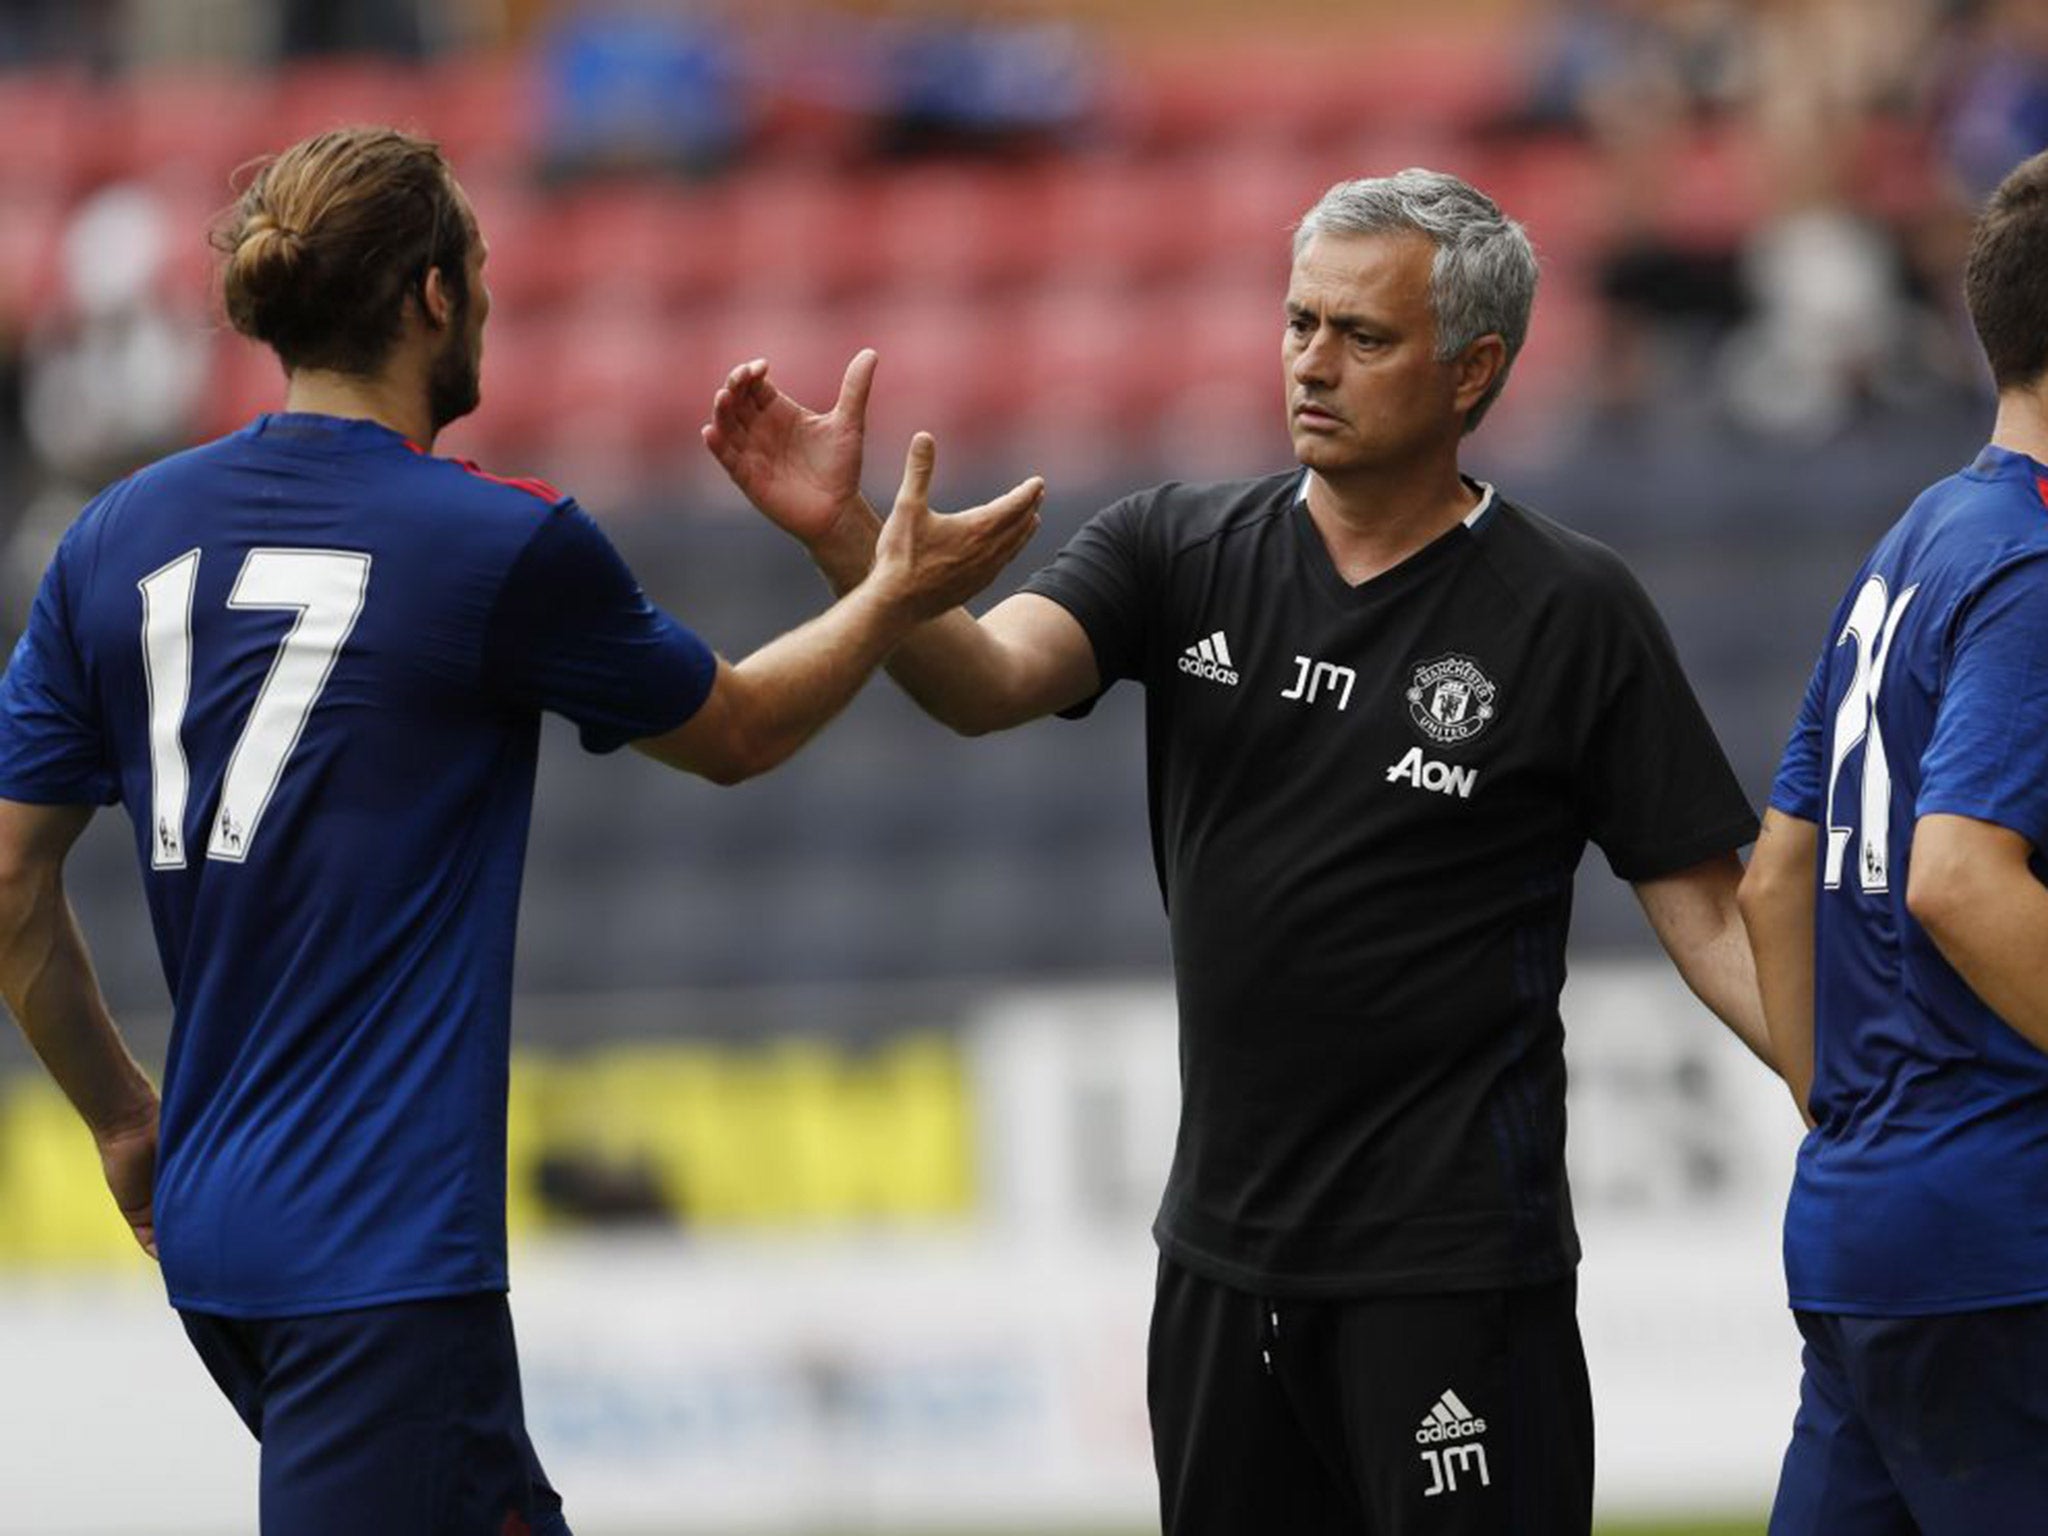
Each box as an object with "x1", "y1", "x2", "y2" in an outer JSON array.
[
  {"x1": 95, "y1": 1104, "x2": 159, "y2": 1260},
  {"x1": 868, "y1": 432, "x2": 1043, "y2": 623},
  {"x1": 702, "y1": 350, "x2": 874, "y2": 548}
]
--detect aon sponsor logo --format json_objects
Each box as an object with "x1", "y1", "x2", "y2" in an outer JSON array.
[{"x1": 1386, "y1": 746, "x2": 1478, "y2": 799}]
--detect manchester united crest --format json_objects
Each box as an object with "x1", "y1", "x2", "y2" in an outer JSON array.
[{"x1": 1405, "y1": 654, "x2": 1497, "y2": 745}]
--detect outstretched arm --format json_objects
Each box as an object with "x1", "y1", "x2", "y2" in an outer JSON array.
[
  {"x1": 636, "y1": 432, "x2": 1044, "y2": 782},
  {"x1": 0, "y1": 799, "x2": 160, "y2": 1255},
  {"x1": 1635, "y1": 850, "x2": 1777, "y2": 1072},
  {"x1": 1736, "y1": 809, "x2": 1818, "y2": 1124},
  {"x1": 703, "y1": 352, "x2": 1100, "y2": 735}
]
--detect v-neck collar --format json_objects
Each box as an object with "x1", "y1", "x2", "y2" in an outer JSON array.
[{"x1": 1289, "y1": 469, "x2": 1496, "y2": 604}]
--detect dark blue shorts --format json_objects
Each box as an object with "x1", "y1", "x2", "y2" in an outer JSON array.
[
  {"x1": 1770, "y1": 1301, "x2": 2048, "y2": 1536},
  {"x1": 181, "y1": 1292, "x2": 571, "y2": 1536}
]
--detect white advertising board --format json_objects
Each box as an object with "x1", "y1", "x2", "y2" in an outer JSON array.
[{"x1": 0, "y1": 962, "x2": 1806, "y2": 1532}]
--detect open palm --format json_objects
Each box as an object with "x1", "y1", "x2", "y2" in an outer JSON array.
[{"x1": 703, "y1": 349, "x2": 875, "y2": 546}]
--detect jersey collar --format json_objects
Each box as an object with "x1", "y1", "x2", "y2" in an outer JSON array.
[
  {"x1": 1295, "y1": 468, "x2": 1498, "y2": 531},
  {"x1": 1967, "y1": 444, "x2": 2048, "y2": 509},
  {"x1": 247, "y1": 412, "x2": 417, "y2": 453}
]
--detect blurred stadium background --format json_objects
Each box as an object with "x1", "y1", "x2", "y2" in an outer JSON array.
[{"x1": 0, "y1": 0, "x2": 2042, "y2": 1531}]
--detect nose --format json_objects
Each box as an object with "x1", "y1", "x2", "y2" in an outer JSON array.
[{"x1": 1290, "y1": 323, "x2": 1338, "y2": 386}]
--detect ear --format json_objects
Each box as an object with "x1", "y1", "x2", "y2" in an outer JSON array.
[
  {"x1": 1452, "y1": 334, "x2": 1508, "y2": 418},
  {"x1": 419, "y1": 264, "x2": 456, "y2": 331}
]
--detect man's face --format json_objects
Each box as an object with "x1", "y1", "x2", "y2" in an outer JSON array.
[
  {"x1": 1282, "y1": 230, "x2": 1469, "y2": 475},
  {"x1": 427, "y1": 202, "x2": 489, "y2": 433}
]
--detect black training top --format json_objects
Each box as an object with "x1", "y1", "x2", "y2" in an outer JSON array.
[{"x1": 1020, "y1": 469, "x2": 1758, "y2": 1297}]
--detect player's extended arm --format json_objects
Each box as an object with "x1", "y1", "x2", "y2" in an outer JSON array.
[
  {"x1": 1736, "y1": 809, "x2": 1819, "y2": 1125},
  {"x1": 703, "y1": 353, "x2": 1100, "y2": 734},
  {"x1": 636, "y1": 433, "x2": 1044, "y2": 782},
  {"x1": 0, "y1": 799, "x2": 160, "y2": 1255},
  {"x1": 1634, "y1": 850, "x2": 1778, "y2": 1072},
  {"x1": 1906, "y1": 812, "x2": 2048, "y2": 1058}
]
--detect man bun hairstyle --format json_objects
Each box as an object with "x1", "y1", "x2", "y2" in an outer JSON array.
[
  {"x1": 1294, "y1": 169, "x2": 1538, "y2": 434},
  {"x1": 216, "y1": 126, "x2": 473, "y2": 377},
  {"x1": 1964, "y1": 149, "x2": 2048, "y2": 393}
]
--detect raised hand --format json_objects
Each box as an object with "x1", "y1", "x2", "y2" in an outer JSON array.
[
  {"x1": 702, "y1": 350, "x2": 875, "y2": 547},
  {"x1": 869, "y1": 433, "x2": 1044, "y2": 623}
]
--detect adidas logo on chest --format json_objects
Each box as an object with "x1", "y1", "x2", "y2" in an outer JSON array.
[{"x1": 1178, "y1": 630, "x2": 1239, "y2": 686}]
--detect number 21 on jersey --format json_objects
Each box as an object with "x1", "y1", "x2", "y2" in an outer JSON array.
[
  {"x1": 1823, "y1": 574, "x2": 1919, "y2": 894},
  {"x1": 139, "y1": 547, "x2": 371, "y2": 870}
]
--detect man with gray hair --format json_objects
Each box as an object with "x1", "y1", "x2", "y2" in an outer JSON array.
[{"x1": 708, "y1": 167, "x2": 1774, "y2": 1534}]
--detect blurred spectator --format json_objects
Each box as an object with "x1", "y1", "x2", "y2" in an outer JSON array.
[
  {"x1": 870, "y1": 1, "x2": 1097, "y2": 160},
  {"x1": 20, "y1": 182, "x2": 206, "y2": 484},
  {"x1": 1511, "y1": 3, "x2": 1760, "y2": 422},
  {"x1": 1507, "y1": 0, "x2": 1754, "y2": 139},
  {"x1": 1709, "y1": 0, "x2": 1959, "y2": 441},
  {"x1": 1938, "y1": 0, "x2": 2048, "y2": 198},
  {"x1": 1532, "y1": 0, "x2": 1969, "y2": 436},
  {"x1": 278, "y1": 0, "x2": 428, "y2": 59},
  {"x1": 537, "y1": 3, "x2": 748, "y2": 179},
  {"x1": 0, "y1": 0, "x2": 120, "y2": 71},
  {"x1": 1715, "y1": 201, "x2": 1920, "y2": 440}
]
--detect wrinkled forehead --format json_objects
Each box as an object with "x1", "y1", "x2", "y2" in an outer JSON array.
[{"x1": 1286, "y1": 229, "x2": 1438, "y2": 315}]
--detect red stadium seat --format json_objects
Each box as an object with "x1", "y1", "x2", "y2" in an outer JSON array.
[
  {"x1": 1040, "y1": 154, "x2": 1206, "y2": 288},
  {"x1": 1343, "y1": 30, "x2": 1521, "y2": 132},
  {"x1": 143, "y1": 173, "x2": 236, "y2": 315},
  {"x1": 266, "y1": 58, "x2": 433, "y2": 148},
  {"x1": 455, "y1": 309, "x2": 559, "y2": 456},
  {"x1": 869, "y1": 163, "x2": 1050, "y2": 296},
  {"x1": 528, "y1": 297, "x2": 742, "y2": 475},
  {"x1": 117, "y1": 68, "x2": 271, "y2": 193},
  {"x1": 718, "y1": 164, "x2": 882, "y2": 301},
  {"x1": 1183, "y1": 140, "x2": 1326, "y2": 280},
  {"x1": 856, "y1": 289, "x2": 1027, "y2": 460},
  {"x1": 551, "y1": 179, "x2": 734, "y2": 309},
  {"x1": 0, "y1": 188, "x2": 63, "y2": 329},
  {"x1": 1847, "y1": 117, "x2": 1941, "y2": 224},
  {"x1": 1652, "y1": 128, "x2": 1767, "y2": 253},
  {"x1": 1476, "y1": 136, "x2": 1612, "y2": 265},
  {"x1": 0, "y1": 71, "x2": 107, "y2": 195},
  {"x1": 702, "y1": 296, "x2": 862, "y2": 413},
  {"x1": 1173, "y1": 268, "x2": 1286, "y2": 395},
  {"x1": 1121, "y1": 30, "x2": 1518, "y2": 153},
  {"x1": 463, "y1": 174, "x2": 566, "y2": 312},
  {"x1": 1012, "y1": 277, "x2": 1162, "y2": 436},
  {"x1": 425, "y1": 52, "x2": 539, "y2": 178}
]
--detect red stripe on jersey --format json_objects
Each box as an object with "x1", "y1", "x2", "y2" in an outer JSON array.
[
  {"x1": 454, "y1": 459, "x2": 564, "y2": 504},
  {"x1": 399, "y1": 438, "x2": 563, "y2": 505},
  {"x1": 2037, "y1": 475, "x2": 2048, "y2": 510}
]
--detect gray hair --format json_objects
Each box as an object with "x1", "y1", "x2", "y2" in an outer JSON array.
[{"x1": 1293, "y1": 169, "x2": 1538, "y2": 432}]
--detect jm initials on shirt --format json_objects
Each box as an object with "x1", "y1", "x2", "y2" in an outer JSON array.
[{"x1": 1281, "y1": 653, "x2": 1356, "y2": 711}]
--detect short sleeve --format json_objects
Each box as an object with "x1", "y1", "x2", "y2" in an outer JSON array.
[
  {"x1": 1768, "y1": 645, "x2": 1830, "y2": 822},
  {"x1": 1917, "y1": 555, "x2": 2048, "y2": 846},
  {"x1": 482, "y1": 503, "x2": 718, "y2": 754},
  {"x1": 1017, "y1": 492, "x2": 1152, "y2": 717},
  {"x1": 0, "y1": 535, "x2": 117, "y2": 805},
  {"x1": 1575, "y1": 561, "x2": 1759, "y2": 879}
]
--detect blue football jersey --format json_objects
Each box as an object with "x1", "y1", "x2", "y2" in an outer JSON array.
[
  {"x1": 0, "y1": 413, "x2": 716, "y2": 1316},
  {"x1": 1771, "y1": 444, "x2": 2048, "y2": 1315}
]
